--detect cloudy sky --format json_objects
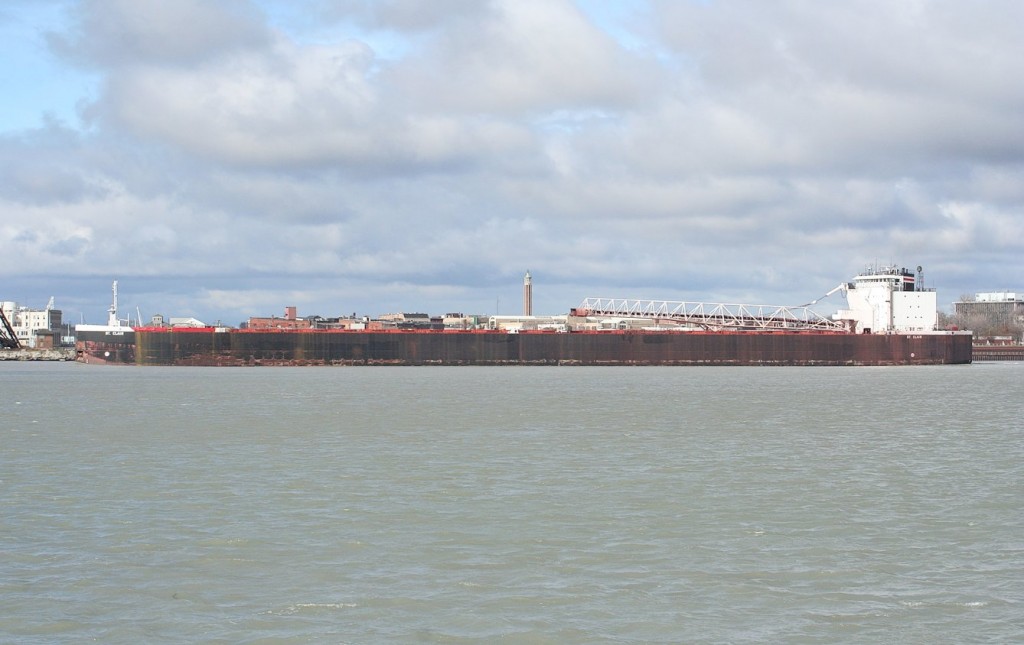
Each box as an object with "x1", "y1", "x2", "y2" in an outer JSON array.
[{"x1": 2, "y1": 0, "x2": 1022, "y2": 325}]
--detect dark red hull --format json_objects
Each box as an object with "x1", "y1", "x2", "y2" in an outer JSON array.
[
  {"x1": 82, "y1": 329, "x2": 977, "y2": 366},
  {"x1": 75, "y1": 330, "x2": 137, "y2": 365}
]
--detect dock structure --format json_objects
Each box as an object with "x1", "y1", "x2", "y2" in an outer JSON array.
[
  {"x1": 0, "y1": 348, "x2": 76, "y2": 361},
  {"x1": 972, "y1": 345, "x2": 1024, "y2": 361}
]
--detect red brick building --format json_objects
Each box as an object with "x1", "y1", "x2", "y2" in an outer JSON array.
[{"x1": 247, "y1": 306, "x2": 312, "y2": 330}]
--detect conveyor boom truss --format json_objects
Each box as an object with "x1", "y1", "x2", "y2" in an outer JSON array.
[
  {"x1": 578, "y1": 297, "x2": 847, "y2": 332},
  {"x1": 0, "y1": 308, "x2": 20, "y2": 349}
]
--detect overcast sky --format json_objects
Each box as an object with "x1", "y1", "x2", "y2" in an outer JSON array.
[{"x1": 2, "y1": 0, "x2": 1022, "y2": 325}]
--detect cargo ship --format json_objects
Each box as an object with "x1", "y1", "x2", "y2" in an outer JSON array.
[{"x1": 75, "y1": 266, "x2": 973, "y2": 366}]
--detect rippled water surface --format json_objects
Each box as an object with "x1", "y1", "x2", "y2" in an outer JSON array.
[{"x1": 3, "y1": 362, "x2": 1022, "y2": 643}]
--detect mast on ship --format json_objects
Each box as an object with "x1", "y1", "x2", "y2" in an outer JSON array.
[{"x1": 108, "y1": 281, "x2": 120, "y2": 327}]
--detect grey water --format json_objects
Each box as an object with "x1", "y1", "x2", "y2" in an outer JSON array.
[{"x1": 2, "y1": 362, "x2": 1022, "y2": 644}]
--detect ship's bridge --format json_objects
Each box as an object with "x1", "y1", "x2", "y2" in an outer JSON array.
[{"x1": 573, "y1": 298, "x2": 848, "y2": 332}]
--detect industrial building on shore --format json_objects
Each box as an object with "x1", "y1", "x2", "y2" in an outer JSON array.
[
  {"x1": 954, "y1": 292, "x2": 1024, "y2": 326},
  {"x1": 953, "y1": 292, "x2": 1024, "y2": 347},
  {"x1": 1, "y1": 299, "x2": 65, "y2": 348}
]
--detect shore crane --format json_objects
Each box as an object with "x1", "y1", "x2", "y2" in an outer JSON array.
[{"x1": 0, "y1": 308, "x2": 20, "y2": 349}]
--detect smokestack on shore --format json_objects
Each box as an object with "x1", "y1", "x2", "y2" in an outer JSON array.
[{"x1": 523, "y1": 271, "x2": 533, "y2": 316}]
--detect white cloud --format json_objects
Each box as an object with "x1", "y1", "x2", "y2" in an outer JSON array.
[
  {"x1": 385, "y1": 0, "x2": 657, "y2": 114},
  {"x1": 50, "y1": 0, "x2": 271, "y2": 68}
]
